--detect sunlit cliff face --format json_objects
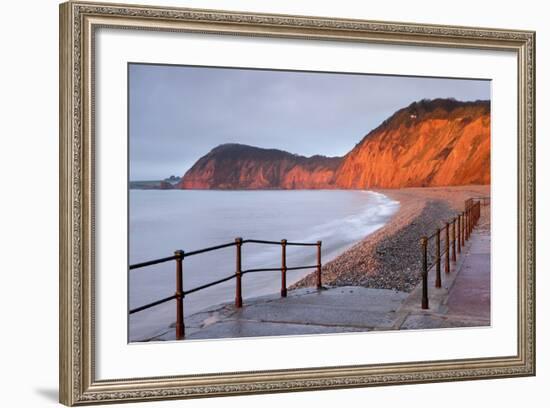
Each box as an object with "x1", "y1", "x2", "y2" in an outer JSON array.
[{"x1": 178, "y1": 99, "x2": 490, "y2": 190}]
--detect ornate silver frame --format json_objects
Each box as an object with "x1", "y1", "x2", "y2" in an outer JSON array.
[{"x1": 59, "y1": 1, "x2": 536, "y2": 405}]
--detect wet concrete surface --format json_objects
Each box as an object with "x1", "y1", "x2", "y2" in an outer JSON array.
[
  {"x1": 149, "y1": 286, "x2": 408, "y2": 341},
  {"x1": 400, "y1": 313, "x2": 490, "y2": 330},
  {"x1": 445, "y1": 234, "x2": 490, "y2": 321}
]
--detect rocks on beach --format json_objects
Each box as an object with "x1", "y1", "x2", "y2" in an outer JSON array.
[{"x1": 291, "y1": 186, "x2": 489, "y2": 293}]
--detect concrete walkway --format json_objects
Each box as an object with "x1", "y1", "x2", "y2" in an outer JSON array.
[
  {"x1": 445, "y1": 232, "x2": 490, "y2": 321},
  {"x1": 148, "y1": 208, "x2": 491, "y2": 342},
  {"x1": 395, "y1": 207, "x2": 491, "y2": 330},
  {"x1": 149, "y1": 286, "x2": 409, "y2": 341}
]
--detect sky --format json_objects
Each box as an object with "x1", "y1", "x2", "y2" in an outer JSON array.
[{"x1": 129, "y1": 64, "x2": 490, "y2": 180}]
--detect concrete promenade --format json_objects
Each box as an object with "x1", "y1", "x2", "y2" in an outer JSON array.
[
  {"x1": 148, "y1": 208, "x2": 491, "y2": 342},
  {"x1": 394, "y1": 211, "x2": 490, "y2": 330}
]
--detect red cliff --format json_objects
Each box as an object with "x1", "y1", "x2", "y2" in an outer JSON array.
[
  {"x1": 334, "y1": 99, "x2": 490, "y2": 188},
  {"x1": 177, "y1": 144, "x2": 341, "y2": 189},
  {"x1": 178, "y1": 99, "x2": 490, "y2": 190}
]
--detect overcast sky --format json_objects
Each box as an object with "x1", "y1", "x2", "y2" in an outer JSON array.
[{"x1": 129, "y1": 64, "x2": 490, "y2": 180}]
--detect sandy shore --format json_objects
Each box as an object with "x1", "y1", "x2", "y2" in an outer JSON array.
[{"x1": 292, "y1": 185, "x2": 490, "y2": 292}]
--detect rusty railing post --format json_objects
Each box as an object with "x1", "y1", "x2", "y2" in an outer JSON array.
[
  {"x1": 316, "y1": 241, "x2": 323, "y2": 289},
  {"x1": 281, "y1": 239, "x2": 287, "y2": 297},
  {"x1": 451, "y1": 218, "x2": 457, "y2": 262},
  {"x1": 461, "y1": 211, "x2": 466, "y2": 246},
  {"x1": 458, "y1": 213, "x2": 462, "y2": 247},
  {"x1": 421, "y1": 237, "x2": 429, "y2": 309},
  {"x1": 435, "y1": 228, "x2": 441, "y2": 288},
  {"x1": 235, "y1": 237, "x2": 243, "y2": 308},
  {"x1": 469, "y1": 205, "x2": 473, "y2": 234},
  {"x1": 174, "y1": 249, "x2": 185, "y2": 340},
  {"x1": 445, "y1": 222, "x2": 450, "y2": 274},
  {"x1": 457, "y1": 214, "x2": 462, "y2": 254},
  {"x1": 465, "y1": 210, "x2": 468, "y2": 242},
  {"x1": 465, "y1": 208, "x2": 469, "y2": 241}
]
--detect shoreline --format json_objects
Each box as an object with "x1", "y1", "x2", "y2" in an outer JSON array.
[{"x1": 291, "y1": 185, "x2": 490, "y2": 292}]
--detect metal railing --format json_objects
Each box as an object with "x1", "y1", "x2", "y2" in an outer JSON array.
[
  {"x1": 465, "y1": 196, "x2": 491, "y2": 209},
  {"x1": 419, "y1": 198, "x2": 484, "y2": 309},
  {"x1": 129, "y1": 237, "x2": 322, "y2": 340}
]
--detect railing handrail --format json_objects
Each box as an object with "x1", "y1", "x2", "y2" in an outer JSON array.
[
  {"x1": 130, "y1": 238, "x2": 320, "y2": 270},
  {"x1": 420, "y1": 198, "x2": 484, "y2": 309},
  {"x1": 245, "y1": 238, "x2": 318, "y2": 246},
  {"x1": 465, "y1": 196, "x2": 491, "y2": 209},
  {"x1": 129, "y1": 237, "x2": 323, "y2": 339},
  {"x1": 129, "y1": 255, "x2": 178, "y2": 270}
]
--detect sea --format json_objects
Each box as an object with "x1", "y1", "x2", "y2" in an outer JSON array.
[{"x1": 129, "y1": 189, "x2": 399, "y2": 341}]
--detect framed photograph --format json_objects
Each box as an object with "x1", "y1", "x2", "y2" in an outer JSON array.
[{"x1": 59, "y1": 1, "x2": 535, "y2": 405}]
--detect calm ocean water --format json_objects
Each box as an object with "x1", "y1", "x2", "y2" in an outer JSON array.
[{"x1": 129, "y1": 190, "x2": 399, "y2": 341}]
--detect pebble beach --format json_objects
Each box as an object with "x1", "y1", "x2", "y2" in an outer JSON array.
[{"x1": 292, "y1": 185, "x2": 490, "y2": 292}]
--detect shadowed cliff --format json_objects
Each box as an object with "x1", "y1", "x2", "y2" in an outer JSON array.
[{"x1": 178, "y1": 144, "x2": 342, "y2": 189}]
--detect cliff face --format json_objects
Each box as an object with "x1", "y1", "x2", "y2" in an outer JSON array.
[
  {"x1": 334, "y1": 99, "x2": 490, "y2": 188},
  {"x1": 177, "y1": 144, "x2": 342, "y2": 189},
  {"x1": 178, "y1": 99, "x2": 490, "y2": 190}
]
